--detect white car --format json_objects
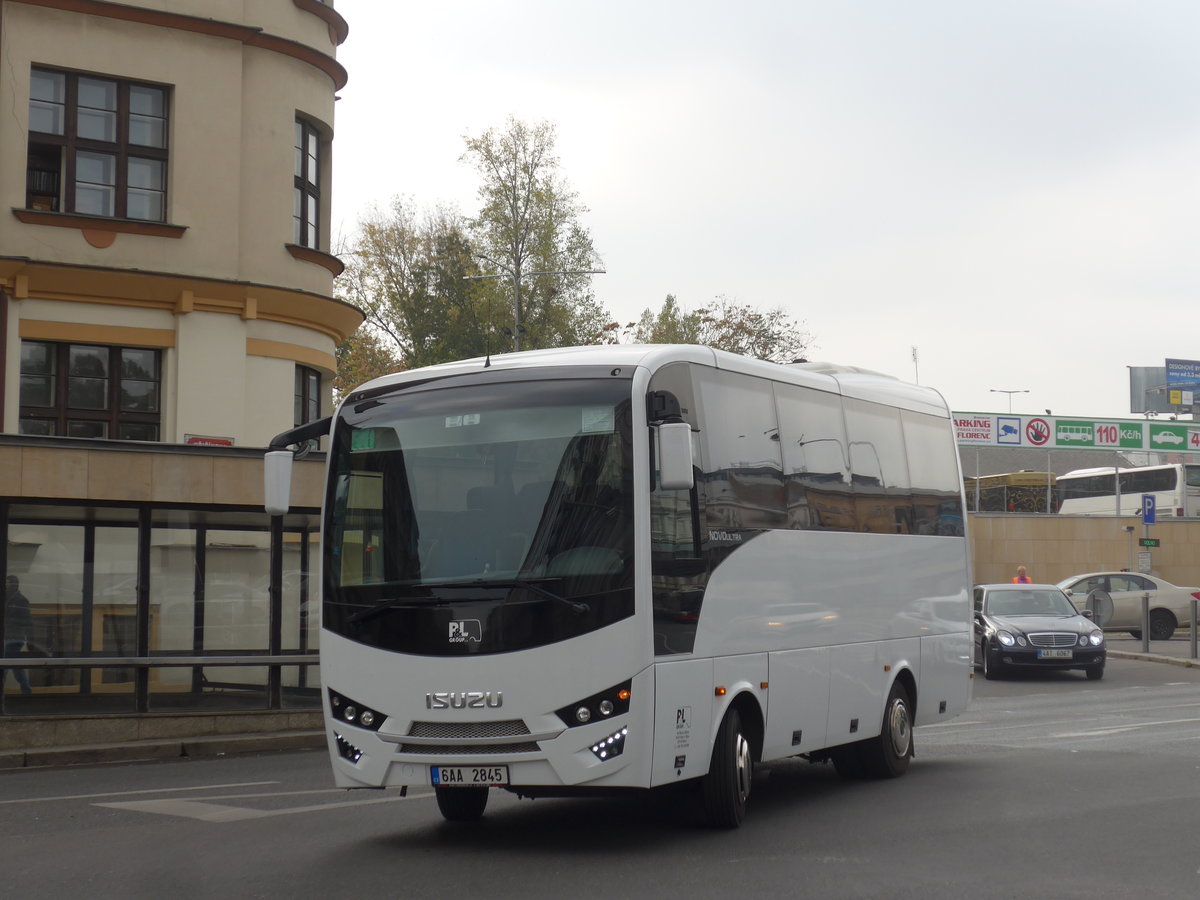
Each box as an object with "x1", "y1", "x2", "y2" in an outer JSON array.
[{"x1": 1057, "y1": 572, "x2": 1200, "y2": 641}]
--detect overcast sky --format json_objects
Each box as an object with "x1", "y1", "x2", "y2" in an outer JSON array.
[{"x1": 329, "y1": 0, "x2": 1199, "y2": 420}]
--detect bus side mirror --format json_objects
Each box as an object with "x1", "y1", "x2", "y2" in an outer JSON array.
[
  {"x1": 264, "y1": 450, "x2": 294, "y2": 516},
  {"x1": 657, "y1": 421, "x2": 694, "y2": 491}
]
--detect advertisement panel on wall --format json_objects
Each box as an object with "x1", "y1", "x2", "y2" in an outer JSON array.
[
  {"x1": 953, "y1": 413, "x2": 1200, "y2": 453},
  {"x1": 1165, "y1": 358, "x2": 1200, "y2": 388}
]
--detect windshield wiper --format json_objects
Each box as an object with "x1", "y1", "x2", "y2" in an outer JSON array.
[
  {"x1": 346, "y1": 593, "x2": 445, "y2": 626},
  {"x1": 436, "y1": 579, "x2": 590, "y2": 616},
  {"x1": 345, "y1": 579, "x2": 589, "y2": 626}
]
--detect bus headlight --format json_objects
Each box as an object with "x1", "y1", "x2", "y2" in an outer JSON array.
[
  {"x1": 556, "y1": 680, "x2": 632, "y2": 728},
  {"x1": 328, "y1": 689, "x2": 385, "y2": 732}
]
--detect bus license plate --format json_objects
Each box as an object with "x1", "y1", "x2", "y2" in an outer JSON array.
[
  {"x1": 1038, "y1": 649, "x2": 1073, "y2": 659},
  {"x1": 430, "y1": 765, "x2": 509, "y2": 787}
]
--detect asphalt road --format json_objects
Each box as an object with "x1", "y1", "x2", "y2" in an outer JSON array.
[{"x1": 1, "y1": 657, "x2": 1198, "y2": 900}]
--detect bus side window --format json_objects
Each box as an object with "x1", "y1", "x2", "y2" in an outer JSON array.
[
  {"x1": 843, "y1": 398, "x2": 913, "y2": 533},
  {"x1": 693, "y1": 367, "x2": 786, "y2": 532},
  {"x1": 775, "y1": 384, "x2": 852, "y2": 531}
]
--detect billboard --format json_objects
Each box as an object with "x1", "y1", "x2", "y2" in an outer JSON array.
[
  {"x1": 1130, "y1": 365, "x2": 1198, "y2": 415},
  {"x1": 1165, "y1": 358, "x2": 1200, "y2": 388},
  {"x1": 953, "y1": 412, "x2": 1200, "y2": 453}
]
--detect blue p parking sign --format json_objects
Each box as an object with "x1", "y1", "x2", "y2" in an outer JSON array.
[{"x1": 1142, "y1": 494, "x2": 1156, "y2": 524}]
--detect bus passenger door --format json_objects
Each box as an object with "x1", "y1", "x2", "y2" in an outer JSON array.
[{"x1": 650, "y1": 658, "x2": 714, "y2": 786}]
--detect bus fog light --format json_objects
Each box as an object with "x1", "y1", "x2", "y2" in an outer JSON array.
[
  {"x1": 335, "y1": 732, "x2": 363, "y2": 764},
  {"x1": 589, "y1": 726, "x2": 629, "y2": 761}
]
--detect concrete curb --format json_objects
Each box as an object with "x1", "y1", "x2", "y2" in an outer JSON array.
[
  {"x1": 1106, "y1": 650, "x2": 1200, "y2": 669},
  {"x1": 0, "y1": 730, "x2": 325, "y2": 770}
]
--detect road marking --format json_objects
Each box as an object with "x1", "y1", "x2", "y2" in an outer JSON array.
[
  {"x1": 1053, "y1": 715, "x2": 1200, "y2": 738},
  {"x1": 0, "y1": 781, "x2": 277, "y2": 806},
  {"x1": 96, "y1": 793, "x2": 412, "y2": 821}
]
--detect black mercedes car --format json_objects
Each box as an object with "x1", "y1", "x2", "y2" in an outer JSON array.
[{"x1": 974, "y1": 583, "x2": 1106, "y2": 680}]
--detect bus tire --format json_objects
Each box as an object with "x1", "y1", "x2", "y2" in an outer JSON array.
[
  {"x1": 435, "y1": 786, "x2": 489, "y2": 822},
  {"x1": 859, "y1": 680, "x2": 913, "y2": 779},
  {"x1": 700, "y1": 707, "x2": 753, "y2": 828}
]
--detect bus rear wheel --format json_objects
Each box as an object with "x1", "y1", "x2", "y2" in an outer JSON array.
[
  {"x1": 700, "y1": 707, "x2": 753, "y2": 828},
  {"x1": 858, "y1": 680, "x2": 913, "y2": 779},
  {"x1": 435, "y1": 786, "x2": 489, "y2": 822}
]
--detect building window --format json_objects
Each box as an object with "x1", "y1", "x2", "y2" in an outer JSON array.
[
  {"x1": 294, "y1": 119, "x2": 321, "y2": 249},
  {"x1": 19, "y1": 341, "x2": 161, "y2": 440},
  {"x1": 295, "y1": 365, "x2": 321, "y2": 426},
  {"x1": 26, "y1": 67, "x2": 169, "y2": 220}
]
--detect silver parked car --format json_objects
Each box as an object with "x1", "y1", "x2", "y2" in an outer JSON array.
[{"x1": 1057, "y1": 572, "x2": 1200, "y2": 641}]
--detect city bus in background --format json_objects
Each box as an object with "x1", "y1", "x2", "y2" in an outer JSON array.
[
  {"x1": 1056, "y1": 464, "x2": 1200, "y2": 517},
  {"x1": 964, "y1": 471, "x2": 1056, "y2": 513},
  {"x1": 264, "y1": 345, "x2": 973, "y2": 828}
]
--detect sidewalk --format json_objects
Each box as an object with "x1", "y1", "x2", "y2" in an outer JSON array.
[
  {"x1": 0, "y1": 729, "x2": 325, "y2": 771},
  {"x1": 0, "y1": 710, "x2": 325, "y2": 772},
  {"x1": 1102, "y1": 633, "x2": 1200, "y2": 669}
]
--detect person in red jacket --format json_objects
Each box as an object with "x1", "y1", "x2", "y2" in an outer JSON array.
[{"x1": 1012, "y1": 566, "x2": 1031, "y2": 584}]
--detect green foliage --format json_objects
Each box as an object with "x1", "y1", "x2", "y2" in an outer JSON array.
[
  {"x1": 461, "y1": 117, "x2": 607, "y2": 350},
  {"x1": 628, "y1": 294, "x2": 813, "y2": 363},
  {"x1": 333, "y1": 328, "x2": 402, "y2": 400},
  {"x1": 337, "y1": 198, "x2": 506, "y2": 369}
]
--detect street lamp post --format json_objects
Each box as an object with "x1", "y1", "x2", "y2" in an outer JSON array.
[
  {"x1": 989, "y1": 388, "x2": 1029, "y2": 413},
  {"x1": 466, "y1": 257, "x2": 605, "y2": 352}
]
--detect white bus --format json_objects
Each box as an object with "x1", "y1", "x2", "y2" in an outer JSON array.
[
  {"x1": 1056, "y1": 464, "x2": 1200, "y2": 517},
  {"x1": 265, "y1": 345, "x2": 973, "y2": 828}
]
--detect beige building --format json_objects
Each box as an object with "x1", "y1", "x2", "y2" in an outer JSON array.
[{"x1": 0, "y1": 0, "x2": 360, "y2": 724}]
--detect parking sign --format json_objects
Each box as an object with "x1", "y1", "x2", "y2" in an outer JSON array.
[{"x1": 1142, "y1": 494, "x2": 1156, "y2": 524}]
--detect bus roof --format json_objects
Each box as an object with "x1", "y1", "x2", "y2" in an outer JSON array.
[
  {"x1": 1060, "y1": 464, "x2": 1180, "y2": 479},
  {"x1": 346, "y1": 345, "x2": 952, "y2": 417}
]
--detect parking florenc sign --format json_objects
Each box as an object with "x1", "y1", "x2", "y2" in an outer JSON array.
[{"x1": 953, "y1": 413, "x2": 1200, "y2": 453}]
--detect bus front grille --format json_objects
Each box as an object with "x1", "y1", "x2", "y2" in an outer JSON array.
[
  {"x1": 408, "y1": 719, "x2": 530, "y2": 739},
  {"x1": 398, "y1": 741, "x2": 541, "y2": 755}
]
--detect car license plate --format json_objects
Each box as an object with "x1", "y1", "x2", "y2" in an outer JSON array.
[
  {"x1": 430, "y1": 765, "x2": 509, "y2": 787},
  {"x1": 1038, "y1": 649, "x2": 1073, "y2": 659}
]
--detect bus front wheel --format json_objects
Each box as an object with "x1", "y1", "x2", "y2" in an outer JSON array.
[
  {"x1": 700, "y1": 707, "x2": 753, "y2": 828},
  {"x1": 435, "y1": 786, "x2": 489, "y2": 822}
]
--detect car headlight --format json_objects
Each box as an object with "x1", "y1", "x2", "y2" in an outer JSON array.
[
  {"x1": 998, "y1": 631, "x2": 1016, "y2": 647},
  {"x1": 1088, "y1": 631, "x2": 1104, "y2": 646}
]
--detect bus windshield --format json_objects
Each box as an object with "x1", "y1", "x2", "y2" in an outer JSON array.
[{"x1": 323, "y1": 373, "x2": 635, "y2": 655}]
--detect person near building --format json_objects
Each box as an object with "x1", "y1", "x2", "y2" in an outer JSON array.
[
  {"x1": 1011, "y1": 566, "x2": 1031, "y2": 584},
  {"x1": 3, "y1": 575, "x2": 34, "y2": 694}
]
